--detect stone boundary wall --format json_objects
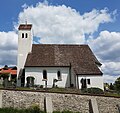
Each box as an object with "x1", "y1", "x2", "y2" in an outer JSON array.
[{"x1": 1, "y1": 90, "x2": 120, "y2": 113}]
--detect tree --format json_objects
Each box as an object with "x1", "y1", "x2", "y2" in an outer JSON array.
[
  {"x1": 114, "y1": 77, "x2": 120, "y2": 92},
  {"x1": 109, "y1": 83, "x2": 114, "y2": 90}
]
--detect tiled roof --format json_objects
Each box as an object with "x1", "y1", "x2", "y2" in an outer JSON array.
[
  {"x1": 0, "y1": 66, "x2": 17, "y2": 75},
  {"x1": 18, "y1": 24, "x2": 32, "y2": 30},
  {"x1": 25, "y1": 44, "x2": 102, "y2": 75}
]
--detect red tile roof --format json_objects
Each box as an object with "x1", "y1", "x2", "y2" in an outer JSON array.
[
  {"x1": 18, "y1": 24, "x2": 32, "y2": 30},
  {"x1": 0, "y1": 67, "x2": 17, "y2": 75},
  {"x1": 25, "y1": 44, "x2": 102, "y2": 75}
]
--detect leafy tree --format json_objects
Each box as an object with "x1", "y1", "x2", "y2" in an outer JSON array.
[
  {"x1": 109, "y1": 83, "x2": 114, "y2": 90},
  {"x1": 114, "y1": 77, "x2": 120, "y2": 92}
]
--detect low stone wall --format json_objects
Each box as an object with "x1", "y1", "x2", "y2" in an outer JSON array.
[{"x1": 1, "y1": 90, "x2": 120, "y2": 113}]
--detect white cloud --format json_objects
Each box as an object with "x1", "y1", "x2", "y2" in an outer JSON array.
[
  {"x1": 0, "y1": 2, "x2": 118, "y2": 84},
  {"x1": 102, "y1": 62, "x2": 120, "y2": 75},
  {"x1": 0, "y1": 31, "x2": 17, "y2": 66},
  {"x1": 0, "y1": 31, "x2": 17, "y2": 50},
  {"x1": 18, "y1": 3, "x2": 114, "y2": 44},
  {"x1": 89, "y1": 30, "x2": 120, "y2": 82},
  {"x1": 89, "y1": 31, "x2": 120, "y2": 61},
  {"x1": 103, "y1": 74, "x2": 119, "y2": 83}
]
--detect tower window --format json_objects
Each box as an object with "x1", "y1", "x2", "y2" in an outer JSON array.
[
  {"x1": 22, "y1": 33, "x2": 24, "y2": 38},
  {"x1": 43, "y1": 70, "x2": 47, "y2": 80},
  {"x1": 57, "y1": 71, "x2": 61, "y2": 80},
  {"x1": 25, "y1": 33, "x2": 28, "y2": 38}
]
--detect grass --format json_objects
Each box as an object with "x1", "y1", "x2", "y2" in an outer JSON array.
[
  {"x1": 0, "y1": 107, "x2": 45, "y2": 113},
  {"x1": 104, "y1": 91, "x2": 120, "y2": 97},
  {"x1": 0, "y1": 108, "x2": 81, "y2": 113},
  {"x1": 48, "y1": 87, "x2": 81, "y2": 94}
]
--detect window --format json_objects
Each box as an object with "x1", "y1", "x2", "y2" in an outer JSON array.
[
  {"x1": 22, "y1": 33, "x2": 24, "y2": 38},
  {"x1": 87, "y1": 79, "x2": 90, "y2": 85},
  {"x1": 25, "y1": 33, "x2": 28, "y2": 38},
  {"x1": 57, "y1": 71, "x2": 61, "y2": 80},
  {"x1": 43, "y1": 70, "x2": 47, "y2": 80}
]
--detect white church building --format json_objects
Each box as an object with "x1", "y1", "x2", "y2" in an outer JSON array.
[{"x1": 17, "y1": 24, "x2": 103, "y2": 90}]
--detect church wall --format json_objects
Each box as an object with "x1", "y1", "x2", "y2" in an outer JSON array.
[
  {"x1": 77, "y1": 75, "x2": 104, "y2": 90},
  {"x1": 25, "y1": 67, "x2": 70, "y2": 88}
]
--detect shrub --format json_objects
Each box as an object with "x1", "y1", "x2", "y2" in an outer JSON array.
[
  {"x1": 62, "y1": 110, "x2": 73, "y2": 113},
  {"x1": 40, "y1": 85, "x2": 43, "y2": 88},
  {"x1": 81, "y1": 87, "x2": 104, "y2": 94},
  {"x1": 29, "y1": 104, "x2": 42, "y2": 113}
]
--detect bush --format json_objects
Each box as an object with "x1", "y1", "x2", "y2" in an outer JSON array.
[
  {"x1": 81, "y1": 87, "x2": 104, "y2": 94},
  {"x1": 40, "y1": 85, "x2": 43, "y2": 88},
  {"x1": 29, "y1": 104, "x2": 45, "y2": 113}
]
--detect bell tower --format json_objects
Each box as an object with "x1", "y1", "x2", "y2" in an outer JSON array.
[{"x1": 17, "y1": 24, "x2": 33, "y2": 86}]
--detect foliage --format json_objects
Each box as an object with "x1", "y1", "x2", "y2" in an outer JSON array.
[
  {"x1": 40, "y1": 85, "x2": 43, "y2": 88},
  {"x1": 49, "y1": 87, "x2": 80, "y2": 94},
  {"x1": 0, "y1": 107, "x2": 45, "y2": 113},
  {"x1": 0, "y1": 108, "x2": 81, "y2": 113},
  {"x1": 109, "y1": 83, "x2": 114, "y2": 90},
  {"x1": 0, "y1": 73, "x2": 9, "y2": 78},
  {"x1": 0, "y1": 108, "x2": 26, "y2": 113},
  {"x1": 28, "y1": 104, "x2": 45, "y2": 113},
  {"x1": 114, "y1": 77, "x2": 120, "y2": 92},
  {"x1": 105, "y1": 91, "x2": 120, "y2": 97},
  {"x1": 81, "y1": 87, "x2": 104, "y2": 94}
]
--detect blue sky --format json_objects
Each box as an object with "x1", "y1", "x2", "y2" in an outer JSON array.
[
  {"x1": 0, "y1": 0, "x2": 120, "y2": 32},
  {"x1": 0, "y1": 0, "x2": 120, "y2": 83}
]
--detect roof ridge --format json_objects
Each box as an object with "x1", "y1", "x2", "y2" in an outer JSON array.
[{"x1": 32, "y1": 44, "x2": 88, "y2": 46}]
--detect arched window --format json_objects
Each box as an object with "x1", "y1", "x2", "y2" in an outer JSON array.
[
  {"x1": 22, "y1": 33, "x2": 24, "y2": 38},
  {"x1": 57, "y1": 71, "x2": 61, "y2": 80},
  {"x1": 25, "y1": 33, "x2": 28, "y2": 38},
  {"x1": 87, "y1": 79, "x2": 90, "y2": 85},
  {"x1": 43, "y1": 70, "x2": 47, "y2": 80}
]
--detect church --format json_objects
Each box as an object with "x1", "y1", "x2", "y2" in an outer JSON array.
[{"x1": 17, "y1": 24, "x2": 103, "y2": 90}]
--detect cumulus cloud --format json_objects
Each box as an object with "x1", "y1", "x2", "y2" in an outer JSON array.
[
  {"x1": 0, "y1": 2, "x2": 118, "y2": 83},
  {"x1": 103, "y1": 74, "x2": 119, "y2": 83},
  {"x1": 101, "y1": 61, "x2": 120, "y2": 76},
  {"x1": 18, "y1": 2, "x2": 114, "y2": 44},
  {"x1": 0, "y1": 31, "x2": 17, "y2": 66},
  {"x1": 89, "y1": 31, "x2": 120, "y2": 61},
  {"x1": 89, "y1": 31, "x2": 120, "y2": 82}
]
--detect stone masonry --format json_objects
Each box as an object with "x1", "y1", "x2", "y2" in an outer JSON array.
[{"x1": 1, "y1": 90, "x2": 120, "y2": 113}]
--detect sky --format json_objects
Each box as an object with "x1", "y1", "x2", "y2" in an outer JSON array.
[{"x1": 0, "y1": 0, "x2": 120, "y2": 83}]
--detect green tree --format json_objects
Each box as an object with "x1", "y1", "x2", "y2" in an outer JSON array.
[
  {"x1": 109, "y1": 83, "x2": 114, "y2": 90},
  {"x1": 114, "y1": 77, "x2": 120, "y2": 92}
]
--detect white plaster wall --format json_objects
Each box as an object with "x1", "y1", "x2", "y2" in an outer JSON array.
[
  {"x1": 25, "y1": 67, "x2": 70, "y2": 88},
  {"x1": 78, "y1": 75, "x2": 104, "y2": 90},
  {"x1": 17, "y1": 29, "x2": 33, "y2": 77}
]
